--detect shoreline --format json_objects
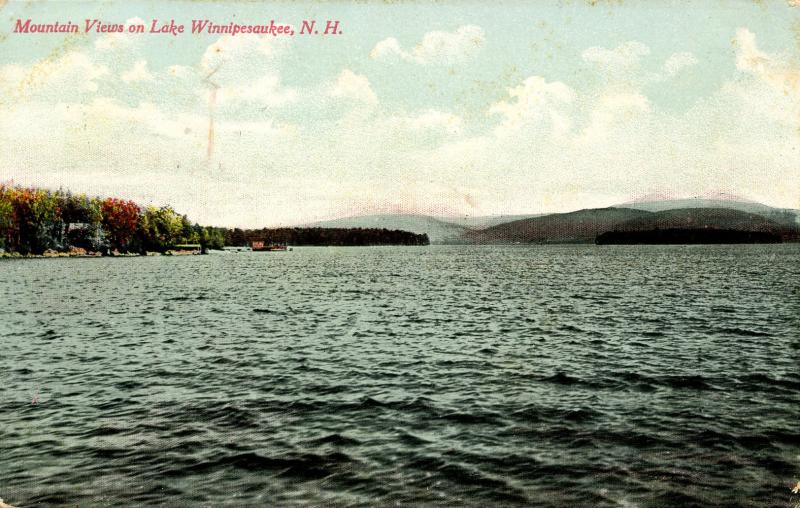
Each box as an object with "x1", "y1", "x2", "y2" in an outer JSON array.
[
  {"x1": 2, "y1": 242, "x2": 797, "y2": 260},
  {"x1": 0, "y1": 249, "x2": 202, "y2": 259}
]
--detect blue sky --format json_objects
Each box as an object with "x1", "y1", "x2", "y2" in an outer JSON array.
[{"x1": 1, "y1": 0, "x2": 799, "y2": 226}]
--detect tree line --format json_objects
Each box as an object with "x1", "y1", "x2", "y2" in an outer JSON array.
[
  {"x1": 0, "y1": 184, "x2": 429, "y2": 255},
  {"x1": 0, "y1": 185, "x2": 225, "y2": 255},
  {"x1": 223, "y1": 227, "x2": 429, "y2": 247}
]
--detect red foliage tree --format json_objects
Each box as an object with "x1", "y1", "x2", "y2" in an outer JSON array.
[{"x1": 101, "y1": 198, "x2": 140, "y2": 251}]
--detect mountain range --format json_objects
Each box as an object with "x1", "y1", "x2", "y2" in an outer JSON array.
[{"x1": 308, "y1": 199, "x2": 800, "y2": 244}]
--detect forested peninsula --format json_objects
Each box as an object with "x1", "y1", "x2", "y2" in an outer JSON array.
[{"x1": 0, "y1": 185, "x2": 428, "y2": 257}]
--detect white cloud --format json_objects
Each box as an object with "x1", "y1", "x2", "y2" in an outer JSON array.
[
  {"x1": 0, "y1": 51, "x2": 109, "y2": 98},
  {"x1": 376, "y1": 109, "x2": 464, "y2": 138},
  {"x1": 199, "y1": 34, "x2": 295, "y2": 108},
  {"x1": 45, "y1": 52, "x2": 109, "y2": 92},
  {"x1": 0, "y1": 63, "x2": 25, "y2": 89},
  {"x1": 214, "y1": 75, "x2": 297, "y2": 107},
  {"x1": 121, "y1": 60, "x2": 154, "y2": 83},
  {"x1": 735, "y1": 27, "x2": 770, "y2": 73},
  {"x1": 404, "y1": 110, "x2": 463, "y2": 135},
  {"x1": 370, "y1": 38, "x2": 404, "y2": 61},
  {"x1": 577, "y1": 92, "x2": 652, "y2": 146},
  {"x1": 95, "y1": 17, "x2": 146, "y2": 52},
  {"x1": 79, "y1": 97, "x2": 204, "y2": 139},
  {"x1": 489, "y1": 76, "x2": 575, "y2": 137},
  {"x1": 201, "y1": 34, "x2": 284, "y2": 73},
  {"x1": 328, "y1": 69, "x2": 377, "y2": 105},
  {"x1": 370, "y1": 25, "x2": 485, "y2": 64},
  {"x1": 663, "y1": 52, "x2": 698, "y2": 75},
  {"x1": 734, "y1": 27, "x2": 800, "y2": 92}
]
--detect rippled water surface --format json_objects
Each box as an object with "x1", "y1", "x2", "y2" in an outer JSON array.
[{"x1": 2, "y1": 245, "x2": 799, "y2": 507}]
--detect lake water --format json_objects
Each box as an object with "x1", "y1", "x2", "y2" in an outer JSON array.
[{"x1": 1, "y1": 245, "x2": 799, "y2": 507}]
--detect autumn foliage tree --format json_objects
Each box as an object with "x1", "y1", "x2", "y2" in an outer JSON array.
[
  {"x1": 0, "y1": 185, "x2": 150, "y2": 255},
  {"x1": 0, "y1": 185, "x2": 63, "y2": 254},
  {"x1": 101, "y1": 198, "x2": 141, "y2": 252}
]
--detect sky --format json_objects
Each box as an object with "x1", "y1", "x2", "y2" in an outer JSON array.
[{"x1": 1, "y1": 0, "x2": 799, "y2": 227}]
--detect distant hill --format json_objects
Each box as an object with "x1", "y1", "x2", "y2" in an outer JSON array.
[
  {"x1": 464, "y1": 206, "x2": 800, "y2": 244},
  {"x1": 611, "y1": 207, "x2": 784, "y2": 232},
  {"x1": 465, "y1": 207, "x2": 652, "y2": 244},
  {"x1": 307, "y1": 214, "x2": 468, "y2": 244},
  {"x1": 307, "y1": 213, "x2": 544, "y2": 243},
  {"x1": 620, "y1": 198, "x2": 799, "y2": 229},
  {"x1": 622, "y1": 197, "x2": 777, "y2": 214},
  {"x1": 306, "y1": 199, "x2": 800, "y2": 245},
  {"x1": 439, "y1": 214, "x2": 542, "y2": 229}
]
